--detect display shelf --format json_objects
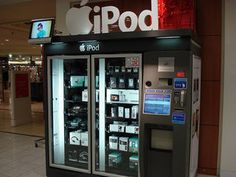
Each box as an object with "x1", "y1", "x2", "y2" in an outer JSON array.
[
  {"x1": 105, "y1": 167, "x2": 138, "y2": 177},
  {"x1": 64, "y1": 63, "x2": 89, "y2": 167},
  {"x1": 64, "y1": 100, "x2": 88, "y2": 104},
  {"x1": 93, "y1": 57, "x2": 140, "y2": 177},
  {"x1": 105, "y1": 158, "x2": 138, "y2": 177},
  {"x1": 107, "y1": 131, "x2": 139, "y2": 135},
  {"x1": 108, "y1": 149, "x2": 138, "y2": 154},
  {"x1": 64, "y1": 100, "x2": 82, "y2": 103},
  {"x1": 65, "y1": 112, "x2": 87, "y2": 117},
  {"x1": 106, "y1": 101, "x2": 138, "y2": 105},
  {"x1": 106, "y1": 87, "x2": 138, "y2": 90},
  {"x1": 64, "y1": 86, "x2": 88, "y2": 89},
  {"x1": 106, "y1": 116, "x2": 138, "y2": 121}
]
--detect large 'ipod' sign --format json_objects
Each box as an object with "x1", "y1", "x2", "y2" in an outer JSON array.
[{"x1": 66, "y1": 0, "x2": 158, "y2": 35}]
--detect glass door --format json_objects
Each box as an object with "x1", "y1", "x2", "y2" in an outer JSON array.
[
  {"x1": 92, "y1": 54, "x2": 141, "y2": 177},
  {"x1": 47, "y1": 56, "x2": 91, "y2": 173}
]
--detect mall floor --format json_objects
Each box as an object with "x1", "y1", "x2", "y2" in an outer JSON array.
[
  {"x1": 0, "y1": 99, "x2": 215, "y2": 177},
  {"x1": 0, "y1": 101, "x2": 44, "y2": 137}
]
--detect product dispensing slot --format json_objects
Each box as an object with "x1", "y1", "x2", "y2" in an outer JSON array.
[
  {"x1": 145, "y1": 124, "x2": 173, "y2": 177},
  {"x1": 151, "y1": 129, "x2": 173, "y2": 151}
]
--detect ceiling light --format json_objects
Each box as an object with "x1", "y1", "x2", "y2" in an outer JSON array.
[
  {"x1": 0, "y1": 43, "x2": 4, "y2": 45},
  {"x1": 5, "y1": 39, "x2": 9, "y2": 42}
]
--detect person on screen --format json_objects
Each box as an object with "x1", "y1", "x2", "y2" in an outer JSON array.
[{"x1": 37, "y1": 23, "x2": 46, "y2": 38}]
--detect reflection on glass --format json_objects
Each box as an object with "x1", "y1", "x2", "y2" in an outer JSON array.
[
  {"x1": 94, "y1": 56, "x2": 140, "y2": 177},
  {"x1": 50, "y1": 58, "x2": 89, "y2": 170}
]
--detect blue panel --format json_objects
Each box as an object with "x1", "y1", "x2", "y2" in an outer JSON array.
[
  {"x1": 172, "y1": 112, "x2": 186, "y2": 124},
  {"x1": 174, "y1": 78, "x2": 187, "y2": 89}
]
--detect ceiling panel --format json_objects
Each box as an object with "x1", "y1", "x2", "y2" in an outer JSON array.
[{"x1": 0, "y1": 0, "x2": 32, "y2": 6}]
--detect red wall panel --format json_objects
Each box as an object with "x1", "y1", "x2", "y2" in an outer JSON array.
[
  {"x1": 201, "y1": 81, "x2": 220, "y2": 126},
  {"x1": 197, "y1": 0, "x2": 222, "y2": 35},
  {"x1": 197, "y1": 0, "x2": 222, "y2": 175},
  {"x1": 200, "y1": 36, "x2": 221, "y2": 81},
  {"x1": 198, "y1": 125, "x2": 219, "y2": 175}
]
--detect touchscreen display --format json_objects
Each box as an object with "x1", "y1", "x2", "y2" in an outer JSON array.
[{"x1": 143, "y1": 90, "x2": 171, "y2": 115}]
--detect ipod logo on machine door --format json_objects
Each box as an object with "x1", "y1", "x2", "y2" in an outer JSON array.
[
  {"x1": 66, "y1": 0, "x2": 158, "y2": 35},
  {"x1": 79, "y1": 43, "x2": 100, "y2": 52}
]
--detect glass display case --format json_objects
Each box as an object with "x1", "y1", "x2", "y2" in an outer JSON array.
[
  {"x1": 48, "y1": 56, "x2": 91, "y2": 173},
  {"x1": 92, "y1": 54, "x2": 141, "y2": 177},
  {"x1": 48, "y1": 54, "x2": 141, "y2": 177}
]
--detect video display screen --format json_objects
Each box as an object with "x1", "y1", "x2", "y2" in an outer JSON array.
[
  {"x1": 30, "y1": 20, "x2": 53, "y2": 39},
  {"x1": 143, "y1": 91, "x2": 171, "y2": 115}
]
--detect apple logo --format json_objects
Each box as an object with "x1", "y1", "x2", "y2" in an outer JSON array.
[
  {"x1": 80, "y1": 44, "x2": 86, "y2": 52},
  {"x1": 66, "y1": 0, "x2": 93, "y2": 35}
]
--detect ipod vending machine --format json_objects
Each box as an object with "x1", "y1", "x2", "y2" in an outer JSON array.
[{"x1": 44, "y1": 30, "x2": 201, "y2": 177}]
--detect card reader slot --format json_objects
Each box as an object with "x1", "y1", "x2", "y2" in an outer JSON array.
[{"x1": 159, "y1": 78, "x2": 173, "y2": 86}]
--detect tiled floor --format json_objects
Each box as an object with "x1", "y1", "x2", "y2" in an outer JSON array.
[
  {"x1": 0, "y1": 132, "x2": 46, "y2": 177},
  {"x1": 0, "y1": 102, "x2": 44, "y2": 137},
  {"x1": 0, "y1": 132, "x2": 216, "y2": 177},
  {"x1": 0, "y1": 100, "x2": 216, "y2": 177}
]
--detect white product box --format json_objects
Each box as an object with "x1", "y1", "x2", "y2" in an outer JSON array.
[
  {"x1": 118, "y1": 107, "x2": 124, "y2": 118},
  {"x1": 110, "y1": 124, "x2": 126, "y2": 133},
  {"x1": 110, "y1": 124, "x2": 119, "y2": 132},
  {"x1": 96, "y1": 90, "x2": 99, "y2": 102},
  {"x1": 131, "y1": 105, "x2": 138, "y2": 119},
  {"x1": 125, "y1": 108, "x2": 130, "y2": 119},
  {"x1": 128, "y1": 78, "x2": 134, "y2": 88},
  {"x1": 126, "y1": 125, "x2": 139, "y2": 134},
  {"x1": 111, "y1": 107, "x2": 117, "y2": 118},
  {"x1": 119, "y1": 137, "x2": 129, "y2": 151},
  {"x1": 81, "y1": 131, "x2": 88, "y2": 146},
  {"x1": 106, "y1": 89, "x2": 139, "y2": 103},
  {"x1": 69, "y1": 131, "x2": 81, "y2": 145},
  {"x1": 82, "y1": 90, "x2": 99, "y2": 102},
  {"x1": 82, "y1": 90, "x2": 88, "y2": 102},
  {"x1": 109, "y1": 136, "x2": 118, "y2": 150}
]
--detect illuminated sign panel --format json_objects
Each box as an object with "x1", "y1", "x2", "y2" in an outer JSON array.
[
  {"x1": 66, "y1": 0, "x2": 195, "y2": 35},
  {"x1": 66, "y1": 0, "x2": 158, "y2": 35}
]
